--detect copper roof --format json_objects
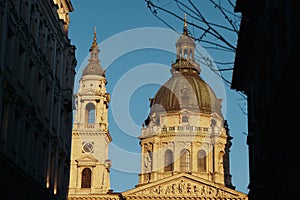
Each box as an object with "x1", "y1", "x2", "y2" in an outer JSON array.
[{"x1": 149, "y1": 71, "x2": 222, "y2": 116}]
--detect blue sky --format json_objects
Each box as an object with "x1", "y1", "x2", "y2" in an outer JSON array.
[{"x1": 68, "y1": 0, "x2": 249, "y2": 194}]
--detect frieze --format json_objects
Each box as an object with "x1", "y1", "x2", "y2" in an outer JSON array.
[
  {"x1": 79, "y1": 88, "x2": 101, "y2": 96},
  {"x1": 68, "y1": 197, "x2": 119, "y2": 200},
  {"x1": 130, "y1": 178, "x2": 242, "y2": 198}
]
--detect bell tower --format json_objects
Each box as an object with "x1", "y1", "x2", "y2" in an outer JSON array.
[{"x1": 68, "y1": 28, "x2": 112, "y2": 196}]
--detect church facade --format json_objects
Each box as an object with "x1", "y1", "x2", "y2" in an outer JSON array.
[{"x1": 68, "y1": 19, "x2": 248, "y2": 200}]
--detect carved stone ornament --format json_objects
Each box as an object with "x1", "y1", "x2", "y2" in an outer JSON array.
[
  {"x1": 144, "y1": 151, "x2": 152, "y2": 171},
  {"x1": 123, "y1": 174, "x2": 247, "y2": 199},
  {"x1": 80, "y1": 88, "x2": 98, "y2": 95}
]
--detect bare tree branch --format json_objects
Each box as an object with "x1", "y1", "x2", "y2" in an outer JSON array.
[
  {"x1": 209, "y1": 0, "x2": 239, "y2": 33},
  {"x1": 145, "y1": 0, "x2": 238, "y2": 51},
  {"x1": 145, "y1": 0, "x2": 247, "y2": 112}
]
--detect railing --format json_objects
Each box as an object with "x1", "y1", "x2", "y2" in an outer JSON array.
[
  {"x1": 85, "y1": 124, "x2": 94, "y2": 128},
  {"x1": 141, "y1": 125, "x2": 212, "y2": 137},
  {"x1": 73, "y1": 123, "x2": 107, "y2": 130}
]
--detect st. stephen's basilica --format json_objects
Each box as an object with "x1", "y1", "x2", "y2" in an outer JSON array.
[{"x1": 67, "y1": 18, "x2": 248, "y2": 200}]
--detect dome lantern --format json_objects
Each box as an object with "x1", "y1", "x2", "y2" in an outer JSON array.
[
  {"x1": 145, "y1": 15, "x2": 222, "y2": 122},
  {"x1": 173, "y1": 14, "x2": 200, "y2": 74}
]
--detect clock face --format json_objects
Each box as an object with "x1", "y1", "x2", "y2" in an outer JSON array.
[{"x1": 82, "y1": 142, "x2": 94, "y2": 153}]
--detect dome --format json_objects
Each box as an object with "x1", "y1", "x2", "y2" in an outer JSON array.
[
  {"x1": 149, "y1": 71, "x2": 222, "y2": 116},
  {"x1": 146, "y1": 16, "x2": 222, "y2": 120},
  {"x1": 82, "y1": 28, "x2": 105, "y2": 77},
  {"x1": 82, "y1": 61, "x2": 104, "y2": 76},
  {"x1": 176, "y1": 33, "x2": 195, "y2": 47}
]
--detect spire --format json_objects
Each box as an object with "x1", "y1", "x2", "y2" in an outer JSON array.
[
  {"x1": 82, "y1": 27, "x2": 104, "y2": 76},
  {"x1": 90, "y1": 26, "x2": 98, "y2": 51},
  {"x1": 88, "y1": 26, "x2": 100, "y2": 60},
  {"x1": 183, "y1": 13, "x2": 188, "y2": 35}
]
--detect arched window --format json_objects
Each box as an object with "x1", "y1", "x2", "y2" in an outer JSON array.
[
  {"x1": 164, "y1": 150, "x2": 174, "y2": 172},
  {"x1": 198, "y1": 150, "x2": 207, "y2": 172},
  {"x1": 81, "y1": 168, "x2": 91, "y2": 188},
  {"x1": 85, "y1": 103, "x2": 95, "y2": 124},
  {"x1": 180, "y1": 149, "x2": 190, "y2": 172}
]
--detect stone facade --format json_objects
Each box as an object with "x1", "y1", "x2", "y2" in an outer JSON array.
[
  {"x1": 68, "y1": 30, "x2": 112, "y2": 198},
  {"x1": 0, "y1": 0, "x2": 76, "y2": 199}
]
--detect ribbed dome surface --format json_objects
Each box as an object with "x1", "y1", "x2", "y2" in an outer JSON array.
[
  {"x1": 150, "y1": 72, "x2": 222, "y2": 116},
  {"x1": 82, "y1": 61, "x2": 104, "y2": 76}
]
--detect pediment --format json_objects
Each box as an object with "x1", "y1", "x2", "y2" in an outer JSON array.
[
  {"x1": 123, "y1": 173, "x2": 247, "y2": 199},
  {"x1": 179, "y1": 109, "x2": 191, "y2": 114},
  {"x1": 75, "y1": 155, "x2": 98, "y2": 167}
]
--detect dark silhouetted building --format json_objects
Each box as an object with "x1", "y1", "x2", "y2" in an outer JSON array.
[
  {"x1": 232, "y1": 0, "x2": 300, "y2": 199},
  {"x1": 0, "y1": 0, "x2": 76, "y2": 199}
]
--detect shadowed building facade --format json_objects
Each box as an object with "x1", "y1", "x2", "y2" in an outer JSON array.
[
  {"x1": 0, "y1": 0, "x2": 76, "y2": 199},
  {"x1": 232, "y1": 0, "x2": 300, "y2": 199}
]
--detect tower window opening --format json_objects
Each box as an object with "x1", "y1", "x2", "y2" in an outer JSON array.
[
  {"x1": 184, "y1": 49, "x2": 188, "y2": 58},
  {"x1": 86, "y1": 103, "x2": 95, "y2": 124},
  {"x1": 198, "y1": 150, "x2": 207, "y2": 172},
  {"x1": 178, "y1": 48, "x2": 182, "y2": 58},
  {"x1": 180, "y1": 149, "x2": 190, "y2": 172},
  {"x1": 164, "y1": 149, "x2": 174, "y2": 172},
  {"x1": 190, "y1": 49, "x2": 193, "y2": 59},
  {"x1": 81, "y1": 168, "x2": 92, "y2": 188}
]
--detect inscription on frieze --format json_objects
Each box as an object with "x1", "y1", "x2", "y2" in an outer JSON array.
[{"x1": 134, "y1": 179, "x2": 231, "y2": 197}]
